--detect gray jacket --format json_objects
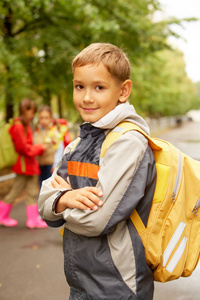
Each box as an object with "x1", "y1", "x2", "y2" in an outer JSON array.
[{"x1": 38, "y1": 102, "x2": 156, "y2": 299}]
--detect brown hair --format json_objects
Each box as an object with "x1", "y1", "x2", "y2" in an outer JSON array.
[
  {"x1": 19, "y1": 98, "x2": 37, "y2": 116},
  {"x1": 19, "y1": 98, "x2": 37, "y2": 126},
  {"x1": 72, "y1": 43, "x2": 131, "y2": 83}
]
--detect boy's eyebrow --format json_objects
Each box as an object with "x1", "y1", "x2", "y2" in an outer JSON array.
[
  {"x1": 73, "y1": 79, "x2": 108, "y2": 85},
  {"x1": 73, "y1": 79, "x2": 83, "y2": 86}
]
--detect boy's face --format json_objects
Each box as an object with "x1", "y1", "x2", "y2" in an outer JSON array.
[{"x1": 73, "y1": 63, "x2": 126, "y2": 123}]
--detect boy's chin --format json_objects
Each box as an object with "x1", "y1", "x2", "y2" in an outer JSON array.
[
  {"x1": 83, "y1": 118, "x2": 100, "y2": 123},
  {"x1": 81, "y1": 115, "x2": 101, "y2": 123}
]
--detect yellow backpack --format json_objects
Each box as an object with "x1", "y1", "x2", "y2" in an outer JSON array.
[
  {"x1": 0, "y1": 121, "x2": 18, "y2": 170},
  {"x1": 100, "y1": 121, "x2": 200, "y2": 282}
]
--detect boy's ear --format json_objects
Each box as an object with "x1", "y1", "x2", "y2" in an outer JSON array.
[{"x1": 118, "y1": 80, "x2": 132, "y2": 103}]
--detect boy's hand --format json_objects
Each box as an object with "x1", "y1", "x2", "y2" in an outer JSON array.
[
  {"x1": 56, "y1": 186, "x2": 103, "y2": 213},
  {"x1": 51, "y1": 175, "x2": 71, "y2": 189},
  {"x1": 51, "y1": 175, "x2": 103, "y2": 213}
]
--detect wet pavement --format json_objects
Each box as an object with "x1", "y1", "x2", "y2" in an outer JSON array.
[
  {"x1": 0, "y1": 120, "x2": 200, "y2": 300},
  {"x1": 0, "y1": 201, "x2": 69, "y2": 300}
]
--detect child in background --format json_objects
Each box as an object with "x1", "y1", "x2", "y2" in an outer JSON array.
[
  {"x1": 38, "y1": 43, "x2": 156, "y2": 299},
  {"x1": 34, "y1": 106, "x2": 71, "y2": 187},
  {"x1": 34, "y1": 105, "x2": 57, "y2": 187},
  {"x1": 52, "y1": 118, "x2": 71, "y2": 171},
  {"x1": 0, "y1": 98, "x2": 47, "y2": 229}
]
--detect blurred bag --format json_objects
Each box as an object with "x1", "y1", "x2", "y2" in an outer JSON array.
[
  {"x1": 0, "y1": 121, "x2": 18, "y2": 169},
  {"x1": 101, "y1": 121, "x2": 200, "y2": 282},
  {"x1": 55, "y1": 118, "x2": 71, "y2": 148}
]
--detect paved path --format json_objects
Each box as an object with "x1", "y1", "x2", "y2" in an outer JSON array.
[
  {"x1": 0, "y1": 201, "x2": 69, "y2": 300},
  {"x1": 0, "y1": 120, "x2": 200, "y2": 300}
]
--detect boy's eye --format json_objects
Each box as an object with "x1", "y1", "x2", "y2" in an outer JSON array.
[
  {"x1": 75, "y1": 85, "x2": 84, "y2": 90},
  {"x1": 96, "y1": 86, "x2": 103, "y2": 91}
]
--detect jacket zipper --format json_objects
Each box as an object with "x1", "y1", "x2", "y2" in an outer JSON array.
[{"x1": 172, "y1": 150, "x2": 182, "y2": 201}]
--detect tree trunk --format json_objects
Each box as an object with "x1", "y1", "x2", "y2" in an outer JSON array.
[
  {"x1": 58, "y1": 95, "x2": 62, "y2": 118},
  {"x1": 5, "y1": 67, "x2": 14, "y2": 122},
  {"x1": 4, "y1": 7, "x2": 14, "y2": 122},
  {"x1": 44, "y1": 89, "x2": 51, "y2": 105},
  {"x1": 6, "y1": 103, "x2": 14, "y2": 122}
]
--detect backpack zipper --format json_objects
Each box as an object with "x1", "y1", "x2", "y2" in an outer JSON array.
[
  {"x1": 192, "y1": 197, "x2": 200, "y2": 215},
  {"x1": 172, "y1": 150, "x2": 182, "y2": 201},
  {"x1": 171, "y1": 149, "x2": 200, "y2": 215}
]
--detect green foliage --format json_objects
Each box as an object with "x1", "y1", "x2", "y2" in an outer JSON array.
[
  {"x1": 0, "y1": 0, "x2": 199, "y2": 121},
  {"x1": 131, "y1": 49, "x2": 199, "y2": 117},
  {"x1": 195, "y1": 82, "x2": 200, "y2": 100}
]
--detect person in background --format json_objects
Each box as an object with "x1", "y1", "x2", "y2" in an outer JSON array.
[
  {"x1": 0, "y1": 98, "x2": 48, "y2": 229},
  {"x1": 34, "y1": 105, "x2": 71, "y2": 187},
  {"x1": 52, "y1": 118, "x2": 71, "y2": 171},
  {"x1": 34, "y1": 105, "x2": 56, "y2": 187}
]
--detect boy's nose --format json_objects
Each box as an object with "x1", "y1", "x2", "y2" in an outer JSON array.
[{"x1": 83, "y1": 90, "x2": 94, "y2": 103}]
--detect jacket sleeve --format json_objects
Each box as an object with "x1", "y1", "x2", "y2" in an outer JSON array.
[
  {"x1": 38, "y1": 132, "x2": 149, "y2": 234},
  {"x1": 10, "y1": 124, "x2": 44, "y2": 157},
  {"x1": 37, "y1": 138, "x2": 79, "y2": 226}
]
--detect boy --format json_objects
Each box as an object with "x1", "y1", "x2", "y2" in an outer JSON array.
[{"x1": 38, "y1": 43, "x2": 156, "y2": 299}]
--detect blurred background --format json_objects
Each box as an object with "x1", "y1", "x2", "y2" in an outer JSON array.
[{"x1": 0, "y1": 0, "x2": 199, "y2": 127}]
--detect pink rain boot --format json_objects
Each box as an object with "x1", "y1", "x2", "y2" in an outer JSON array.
[
  {"x1": 26, "y1": 204, "x2": 48, "y2": 229},
  {"x1": 0, "y1": 201, "x2": 18, "y2": 227}
]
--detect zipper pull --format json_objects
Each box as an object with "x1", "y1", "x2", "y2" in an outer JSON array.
[
  {"x1": 192, "y1": 197, "x2": 200, "y2": 215},
  {"x1": 172, "y1": 192, "x2": 176, "y2": 203}
]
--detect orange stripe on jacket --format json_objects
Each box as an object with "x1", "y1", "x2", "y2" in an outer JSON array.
[{"x1": 67, "y1": 161, "x2": 99, "y2": 180}]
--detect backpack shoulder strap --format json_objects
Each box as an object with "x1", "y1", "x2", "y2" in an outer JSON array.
[
  {"x1": 100, "y1": 121, "x2": 162, "y2": 233},
  {"x1": 100, "y1": 121, "x2": 161, "y2": 160}
]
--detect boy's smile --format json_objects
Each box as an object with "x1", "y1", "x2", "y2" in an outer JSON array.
[{"x1": 73, "y1": 63, "x2": 126, "y2": 123}]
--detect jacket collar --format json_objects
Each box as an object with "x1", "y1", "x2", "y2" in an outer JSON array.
[{"x1": 80, "y1": 123, "x2": 104, "y2": 139}]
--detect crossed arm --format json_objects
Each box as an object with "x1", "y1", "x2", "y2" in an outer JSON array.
[
  {"x1": 51, "y1": 175, "x2": 103, "y2": 213},
  {"x1": 38, "y1": 131, "x2": 147, "y2": 236}
]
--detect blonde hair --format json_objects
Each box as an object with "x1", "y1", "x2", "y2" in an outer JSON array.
[{"x1": 72, "y1": 43, "x2": 131, "y2": 83}]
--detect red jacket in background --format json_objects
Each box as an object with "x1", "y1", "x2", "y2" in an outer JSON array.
[{"x1": 9, "y1": 118, "x2": 44, "y2": 176}]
